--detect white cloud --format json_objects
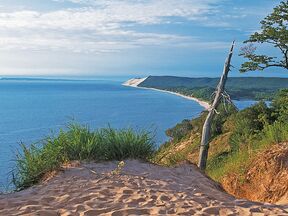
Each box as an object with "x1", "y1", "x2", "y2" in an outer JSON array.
[
  {"x1": 0, "y1": 0, "x2": 228, "y2": 53},
  {"x1": 0, "y1": 31, "x2": 194, "y2": 53},
  {"x1": 0, "y1": 0, "x2": 220, "y2": 28}
]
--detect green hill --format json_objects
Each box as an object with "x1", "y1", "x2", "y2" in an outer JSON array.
[{"x1": 139, "y1": 76, "x2": 288, "y2": 101}]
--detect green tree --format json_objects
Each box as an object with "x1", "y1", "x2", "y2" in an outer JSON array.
[
  {"x1": 271, "y1": 89, "x2": 288, "y2": 122},
  {"x1": 166, "y1": 119, "x2": 193, "y2": 142},
  {"x1": 240, "y1": 1, "x2": 288, "y2": 72}
]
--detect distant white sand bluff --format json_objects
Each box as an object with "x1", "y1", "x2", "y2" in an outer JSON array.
[{"x1": 123, "y1": 77, "x2": 211, "y2": 110}]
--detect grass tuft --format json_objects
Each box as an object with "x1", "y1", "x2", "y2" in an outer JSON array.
[{"x1": 12, "y1": 123, "x2": 155, "y2": 190}]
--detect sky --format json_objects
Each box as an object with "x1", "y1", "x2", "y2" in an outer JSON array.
[{"x1": 0, "y1": 0, "x2": 286, "y2": 78}]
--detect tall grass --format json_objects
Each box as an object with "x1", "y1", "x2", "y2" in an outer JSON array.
[
  {"x1": 12, "y1": 123, "x2": 155, "y2": 190},
  {"x1": 207, "y1": 121, "x2": 288, "y2": 181},
  {"x1": 259, "y1": 122, "x2": 288, "y2": 145}
]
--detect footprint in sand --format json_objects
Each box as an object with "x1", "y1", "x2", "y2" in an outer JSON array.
[
  {"x1": 0, "y1": 160, "x2": 287, "y2": 215},
  {"x1": 111, "y1": 208, "x2": 150, "y2": 216}
]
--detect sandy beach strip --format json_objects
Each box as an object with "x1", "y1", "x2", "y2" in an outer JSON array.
[
  {"x1": 123, "y1": 78, "x2": 210, "y2": 110},
  {"x1": 0, "y1": 160, "x2": 287, "y2": 215}
]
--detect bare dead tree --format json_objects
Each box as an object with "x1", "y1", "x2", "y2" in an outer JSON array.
[{"x1": 198, "y1": 41, "x2": 235, "y2": 171}]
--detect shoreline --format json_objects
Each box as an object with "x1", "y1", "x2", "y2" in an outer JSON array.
[{"x1": 123, "y1": 78, "x2": 210, "y2": 110}]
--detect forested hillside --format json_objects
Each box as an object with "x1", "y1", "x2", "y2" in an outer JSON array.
[
  {"x1": 139, "y1": 76, "x2": 288, "y2": 101},
  {"x1": 153, "y1": 89, "x2": 288, "y2": 204}
]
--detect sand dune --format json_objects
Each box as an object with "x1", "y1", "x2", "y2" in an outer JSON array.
[
  {"x1": 0, "y1": 160, "x2": 287, "y2": 215},
  {"x1": 122, "y1": 78, "x2": 148, "y2": 87}
]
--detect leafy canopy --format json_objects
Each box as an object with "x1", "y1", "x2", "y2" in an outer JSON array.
[
  {"x1": 271, "y1": 89, "x2": 288, "y2": 122},
  {"x1": 240, "y1": 1, "x2": 288, "y2": 72}
]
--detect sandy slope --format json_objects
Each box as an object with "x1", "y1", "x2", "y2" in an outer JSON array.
[
  {"x1": 122, "y1": 78, "x2": 148, "y2": 87},
  {"x1": 122, "y1": 78, "x2": 210, "y2": 110},
  {"x1": 0, "y1": 160, "x2": 287, "y2": 216},
  {"x1": 223, "y1": 142, "x2": 288, "y2": 205}
]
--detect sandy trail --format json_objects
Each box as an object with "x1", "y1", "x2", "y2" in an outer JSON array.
[{"x1": 0, "y1": 160, "x2": 287, "y2": 216}]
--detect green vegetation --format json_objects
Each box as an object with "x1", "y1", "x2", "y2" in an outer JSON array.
[
  {"x1": 153, "y1": 103, "x2": 236, "y2": 166},
  {"x1": 165, "y1": 119, "x2": 193, "y2": 142},
  {"x1": 206, "y1": 92, "x2": 288, "y2": 180},
  {"x1": 139, "y1": 76, "x2": 288, "y2": 101},
  {"x1": 207, "y1": 121, "x2": 288, "y2": 181},
  {"x1": 240, "y1": 1, "x2": 288, "y2": 72},
  {"x1": 154, "y1": 89, "x2": 288, "y2": 183},
  {"x1": 271, "y1": 89, "x2": 288, "y2": 122},
  {"x1": 12, "y1": 125, "x2": 155, "y2": 190}
]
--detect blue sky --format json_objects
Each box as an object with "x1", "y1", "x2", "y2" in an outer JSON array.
[{"x1": 0, "y1": 0, "x2": 286, "y2": 78}]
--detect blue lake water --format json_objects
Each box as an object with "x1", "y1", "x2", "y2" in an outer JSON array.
[{"x1": 0, "y1": 79, "x2": 257, "y2": 190}]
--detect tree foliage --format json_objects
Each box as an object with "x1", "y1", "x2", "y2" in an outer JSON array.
[
  {"x1": 139, "y1": 76, "x2": 288, "y2": 101},
  {"x1": 166, "y1": 119, "x2": 193, "y2": 142},
  {"x1": 271, "y1": 89, "x2": 288, "y2": 122},
  {"x1": 240, "y1": 1, "x2": 288, "y2": 72}
]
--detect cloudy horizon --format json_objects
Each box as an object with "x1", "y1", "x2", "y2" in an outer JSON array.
[{"x1": 0, "y1": 0, "x2": 287, "y2": 78}]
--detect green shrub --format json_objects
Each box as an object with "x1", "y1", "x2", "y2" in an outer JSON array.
[
  {"x1": 207, "y1": 121, "x2": 288, "y2": 181},
  {"x1": 166, "y1": 119, "x2": 193, "y2": 142},
  {"x1": 12, "y1": 123, "x2": 155, "y2": 190},
  {"x1": 271, "y1": 89, "x2": 288, "y2": 122},
  {"x1": 164, "y1": 102, "x2": 236, "y2": 144},
  {"x1": 228, "y1": 101, "x2": 272, "y2": 152},
  {"x1": 211, "y1": 103, "x2": 237, "y2": 136},
  {"x1": 259, "y1": 122, "x2": 288, "y2": 145}
]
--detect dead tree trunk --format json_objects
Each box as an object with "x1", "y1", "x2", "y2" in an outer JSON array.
[{"x1": 198, "y1": 41, "x2": 235, "y2": 171}]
